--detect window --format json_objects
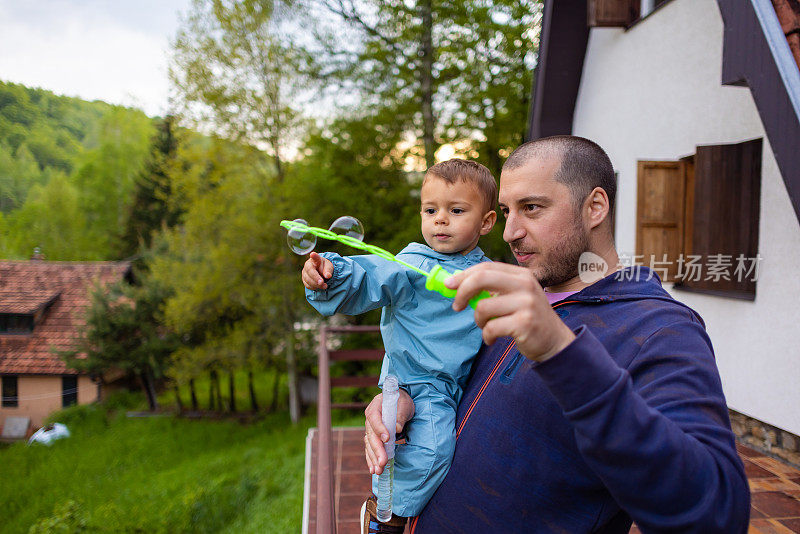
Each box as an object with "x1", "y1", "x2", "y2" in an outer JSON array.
[
  {"x1": 588, "y1": 0, "x2": 671, "y2": 27},
  {"x1": 636, "y1": 138, "x2": 762, "y2": 299},
  {"x1": 62, "y1": 376, "x2": 78, "y2": 408},
  {"x1": 588, "y1": 0, "x2": 640, "y2": 27},
  {"x1": 2, "y1": 375, "x2": 18, "y2": 407},
  {"x1": 636, "y1": 159, "x2": 690, "y2": 283},
  {"x1": 0, "y1": 314, "x2": 34, "y2": 334}
]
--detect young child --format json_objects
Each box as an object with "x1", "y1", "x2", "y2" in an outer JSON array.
[{"x1": 301, "y1": 159, "x2": 497, "y2": 533}]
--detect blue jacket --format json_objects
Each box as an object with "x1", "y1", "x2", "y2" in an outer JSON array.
[
  {"x1": 413, "y1": 267, "x2": 750, "y2": 533},
  {"x1": 306, "y1": 243, "x2": 491, "y2": 399}
]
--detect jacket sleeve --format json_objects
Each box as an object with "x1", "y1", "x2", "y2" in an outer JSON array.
[
  {"x1": 534, "y1": 321, "x2": 750, "y2": 533},
  {"x1": 305, "y1": 252, "x2": 418, "y2": 316}
]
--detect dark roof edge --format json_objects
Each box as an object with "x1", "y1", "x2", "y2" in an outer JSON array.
[
  {"x1": 717, "y1": 0, "x2": 800, "y2": 225},
  {"x1": 527, "y1": 0, "x2": 590, "y2": 141},
  {"x1": 0, "y1": 370, "x2": 85, "y2": 376}
]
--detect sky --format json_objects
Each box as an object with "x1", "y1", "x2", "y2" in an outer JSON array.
[{"x1": 0, "y1": 0, "x2": 192, "y2": 117}]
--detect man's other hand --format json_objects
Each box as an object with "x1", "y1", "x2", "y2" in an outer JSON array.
[
  {"x1": 364, "y1": 389, "x2": 414, "y2": 475},
  {"x1": 302, "y1": 252, "x2": 334, "y2": 290},
  {"x1": 446, "y1": 262, "x2": 576, "y2": 363}
]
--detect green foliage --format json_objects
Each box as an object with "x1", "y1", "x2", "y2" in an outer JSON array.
[
  {"x1": 171, "y1": 0, "x2": 310, "y2": 180},
  {"x1": 1, "y1": 172, "x2": 88, "y2": 260},
  {"x1": 0, "y1": 81, "x2": 155, "y2": 260},
  {"x1": 288, "y1": 114, "x2": 420, "y2": 253},
  {"x1": 117, "y1": 116, "x2": 183, "y2": 258},
  {"x1": 0, "y1": 142, "x2": 46, "y2": 212},
  {"x1": 165, "y1": 369, "x2": 286, "y2": 412},
  {"x1": 71, "y1": 106, "x2": 154, "y2": 255},
  {"x1": 62, "y1": 279, "x2": 176, "y2": 377},
  {"x1": 0, "y1": 79, "x2": 111, "y2": 198},
  {"x1": 28, "y1": 500, "x2": 88, "y2": 533},
  {"x1": 149, "y1": 136, "x2": 305, "y2": 386},
  {"x1": 0, "y1": 405, "x2": 346, "y2": 533},
  {"x1": 94, "y1": 389, "x2": 146, "y2": 413},
  {"x1": 309, "y1": 0, "x2": 541, "y2": 177},
  {"x1": 60, "y1": 272, "x2": 178, "y2": 410}
]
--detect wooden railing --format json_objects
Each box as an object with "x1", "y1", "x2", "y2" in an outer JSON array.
[{"x1": 316, "y1": 325, "x2": 383, "y2": 534}]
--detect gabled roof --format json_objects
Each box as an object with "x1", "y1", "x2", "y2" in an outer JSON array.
[
  {"x1": 527, "y1": 0, "x2": 800, "y2": 225},
  {"x1": 0, "y1": 261, "x2": 131, "y2": 375}
]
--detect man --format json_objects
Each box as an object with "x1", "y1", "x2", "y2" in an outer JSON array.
[{"x1": 364, "y1": 136, "x2": 750, "y2": 533}]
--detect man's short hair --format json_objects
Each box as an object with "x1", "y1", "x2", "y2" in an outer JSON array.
[
  {"x1": 425, "y1": 159, "x2": 498, "y2": 213},
  {"x1": 503, "y1": 136, "x2": 616, "y2": 214}
]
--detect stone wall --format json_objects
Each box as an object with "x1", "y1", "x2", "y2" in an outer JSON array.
[{"x1": 730, "y1": 409, "x2": 800, "y2": 467}]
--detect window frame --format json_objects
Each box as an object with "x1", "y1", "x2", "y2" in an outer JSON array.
[
  {"x1": 636, "y1": 138, "x2": 762, "y2": 299},
  {"x1": 2, "y1": 375, "x2": 19, "y2": 408},
  {"x1": 62, "y1": 376, "x2": 78, "y2": 408},
  {"x1": 0, "y1": 313, "x2": 35, "y2": 335}
]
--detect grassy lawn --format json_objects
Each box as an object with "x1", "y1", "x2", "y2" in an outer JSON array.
[{"x1": 0, "y1": 402, "x2": 362, "y2": 533}]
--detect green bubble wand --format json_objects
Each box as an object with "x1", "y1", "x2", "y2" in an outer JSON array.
[{"x1": 280, "y1": 219, "x2": 491, "y2": 308}]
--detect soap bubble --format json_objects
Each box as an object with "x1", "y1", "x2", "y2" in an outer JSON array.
[
  {"x1": 287, "y1": 219, "x2": 316, "y2": 255},
  {"x1": 329, "y1": 216, "x2": 365, "y2": 241}
]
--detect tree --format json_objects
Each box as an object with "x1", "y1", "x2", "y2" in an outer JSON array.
[
  {"x1": 438, "y1": 1, "x2": 542, "y2": 179},
  {"x1": 71, "y1": 107, "x2": 154, "y2": 255},
  {"x1": 309, "y1": 0, "x2": 541, "y2": 178},
  {"x1": 311, "y1": 0, "x2": 438, "y2": 167},
  {"x1": 148, "y1": 136, "x2": 312, "y2": 419},
  {"x1": 3, "y1": 172, "x2": 88, "y2": 260},
  {"x1": 117, "y1": 116, "x2": 182, "y2": 258},
  {"x1": 61, "y1": 275, "x2": 178, "y2": 411},
  {"x1": 0, "y1": 142, "x2": 46, "y2": 213},
  {"x1": 170, "y1": 0, "x2": 309, "y2": 181}
]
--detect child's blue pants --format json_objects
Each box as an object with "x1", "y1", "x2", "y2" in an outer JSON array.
[{"x1": 371, "y1": 383, "x2": 457, "y2": 518}]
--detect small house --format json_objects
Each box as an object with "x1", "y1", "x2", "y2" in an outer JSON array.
[{"x1": 0, "y1": 260, "x2": 131, "y2": 431}]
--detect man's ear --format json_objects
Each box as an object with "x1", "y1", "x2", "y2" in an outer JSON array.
[
  {"x1": 480, "y1": 209, "x2": 498, "y2": 235},
  {"x1": 585, "y1": 187, "x2": 610, "y2": 230}
]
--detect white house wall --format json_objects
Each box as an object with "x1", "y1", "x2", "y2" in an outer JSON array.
[{"x1": 572, "y1": 0, "x2": 800, "y2": 435}]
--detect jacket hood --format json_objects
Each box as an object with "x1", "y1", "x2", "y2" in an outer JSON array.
[{"x1": 399, "y1": 242, "x2": 487, "y2": 263}]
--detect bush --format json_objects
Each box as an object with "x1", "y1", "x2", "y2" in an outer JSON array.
[
  {"x1": 44, "y1": 403, "x2": 108, "y2": 433},
  {"x1": 28, "y1": 501, "x2": 87, "y2": 533},
  {"x1": 102, "y1": 390, "x2": 146, "y2": 412}
]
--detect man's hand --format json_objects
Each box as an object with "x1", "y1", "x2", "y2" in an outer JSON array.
[
  {"x1": 446, "y1": 262, "x2": 576, "y2": 363},
  {"x1": 302, "y1": 252, "x2": 334, "y2": 290},
  {"x1": 364, "y1": 389, "x2": 415, "y2": 475}
]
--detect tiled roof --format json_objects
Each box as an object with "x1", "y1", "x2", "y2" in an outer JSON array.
[
  {"x1": 0, "y1": 290, "x2": 60, "y2": 314},
  {"x1": 773, "y1": 0, "x2": 800, "y2": 70},
  {"x1": 0, "y1": 261, "x2": 131, "y2": 375}
]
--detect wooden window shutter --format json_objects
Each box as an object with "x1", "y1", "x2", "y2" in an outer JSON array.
[
  {"x1": 636, "y1": 161, "x2": 687, "y2": 282},
  {"x1": 677, "y1": 138, "x2": 762, "y2": 299},
  {"x1": 588, "y1": 0, "x2": 640, "y2": 27}
]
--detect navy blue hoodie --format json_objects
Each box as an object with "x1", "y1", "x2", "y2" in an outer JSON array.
[{"x1": 412, "y1": 267, "x2": 750, "y2": 533}]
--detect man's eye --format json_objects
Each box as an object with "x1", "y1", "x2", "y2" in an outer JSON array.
[{"x1": 524, "y1": 204, "x2": 539, "y2": 212}]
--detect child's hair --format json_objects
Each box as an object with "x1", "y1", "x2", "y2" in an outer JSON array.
[{"x1": 424, "y1": 159, "x2": 498, "y2": 213}]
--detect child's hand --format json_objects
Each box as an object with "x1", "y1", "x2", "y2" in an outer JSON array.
[
  {"x1": 302, "y1": 252, "x2": 334, "y2": 290},
  {"x1": 364, "y1": 389, "x2": 415, "y2": 475}
]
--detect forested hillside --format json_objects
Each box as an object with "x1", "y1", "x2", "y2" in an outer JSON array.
[{"x1": 0, "y1": 80, "x2": 154, "y2": 260}]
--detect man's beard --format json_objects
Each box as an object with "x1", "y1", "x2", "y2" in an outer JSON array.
[{"x1": 520, "y1": 221, "x2": 590, "y2": 289}]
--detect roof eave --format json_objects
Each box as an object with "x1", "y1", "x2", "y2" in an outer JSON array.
[
  {"x1": 717, "y1": 0, "x2": 800, "y2": 225},
  {"x1": 527, "y1": 0, "x2": 590, "y2": 141}
]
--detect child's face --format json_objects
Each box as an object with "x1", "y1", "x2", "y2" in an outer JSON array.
[{"x1": 420, "y1": 176, "x2": 496, "y2": 255}]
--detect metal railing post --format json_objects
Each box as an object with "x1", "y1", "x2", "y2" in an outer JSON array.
[{"x1": 316, "y1": 326, "x2": 336, "y2": 534}]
